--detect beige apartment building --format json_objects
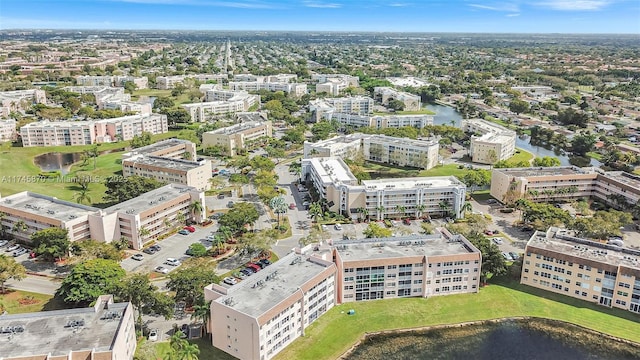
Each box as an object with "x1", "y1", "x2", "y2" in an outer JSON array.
[
  {"x1": 521, "y1": 227, "x2": 640, "y2": 314},
  {"x1": 233, "y1": 73, "x2": 298, "y2": 83},
  {"x1": 0, "y1": 184, "x2": 205, "y2": 250},
  {"x1": 20, "y1": 114, "x2": 168, "y2": 147},
  {"x1": 309, "y1": 97, "x2": 374, "y2": 122},
  {"x1": 0, "y1": 118, "x2": 17, "y2": 141},
  {"x1": 122, "y1": 156, "x2": 212, "y2": 191},
  {"x1": 202, "y1": 120, "x2": 273, "y2": 156},
  {"x1": 304, "y1": 133, "x2": 439, "y2": 170},
  {"x1": 373, "y1": 87, "x2": 421, "y2": 111},
  {"x1": 463, "y1": 119, "x2": 516, "y2": 164},
  {"x1": 75, "y1": 75, "x2": 148, "y2": 89},
  {"x1": 122, "y1": 138, "x2": 197, "y2": 160},
  {"x1": 183, "y1": 89, "x2": 259, "y2": 122},
  {"x1": 0, "y1": 295, "x2": 136, "y2": 360},
  {"x1": 205, "y1": 251, "x2": 337, "y2": 360},
  {"x1": 229, "y1": 81, "x2": 308, "y2": 97},
  {"x1": 334, "y1": 230, "x2": 482, "y2": 301},
  {"x1": 301, "y1": 157, "x2": 466, "y2": 220},
  {"x1": 490, "y1": 166, "x2": 640, "y2": 207}
]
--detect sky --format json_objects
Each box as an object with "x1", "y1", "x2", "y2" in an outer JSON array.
[{"x1": 0, "y1": 0, "x2": 639, "y2": 33}]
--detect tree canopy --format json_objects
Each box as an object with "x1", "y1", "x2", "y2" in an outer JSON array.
[
  {"x1": 31, "y1": 228, "x2": 70, "y2": 261},
  {"x1": 104, "y1": 175, "x2": 164, "y2": 203},
  {"x1": 0, "y1": 254, "x2": 26, "y2": 293},
  {"x1": 363, "y1": 223, "x2": 393, "y2": 238},
  {"x1": 219, "y1": 202, "x2": 260, "y2": 234},
  {"x1": 167, "y1": 259, "x2": 220, "y2": 306},
  {"x1": 57, "y1": 259, "x2": 125, "y2": 306}
]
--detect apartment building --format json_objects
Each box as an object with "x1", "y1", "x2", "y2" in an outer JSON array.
[
  {"x1": 463, "y1": 119, "x2": 516, "y2": 164},
  {"x1": 75, "y1": 75, "x2": 148, "y2": 89},
  {"x1": 122, "y1": 138, "x2": 197, "y2": 160},
  {"x1": 301, "y1": 157, "x2": 466, "y2": 220},
  {"x1": 202, "y1": 120, "x2": 273, "y2": 156},
  {"x1": 304, "y1": 133, "x2": 439, "y2": 170},
  {"x1": 0, "y1": 184, "x2": 206, "y2": 250},
  {"x1": 123, "y1": 156, "x2": 212, "y2": 191},
  {"x1": 233, "y1": 73, "x2": 297, "y2": 83},
  {"x1": 205, "y1": 251, "x2": 337, "y2": 360},
  {"x1": 229, "y1": 81, "x2": 308, "y2": 97},
  {"x1": 0, "y1": 89, "x2": 47, "y2": 115},
  {"x1": 521, "y1": 227, "x2": 640, "y2": 314},
  {"x1": 373, "y1": 87, "x2": 421, "y2": 111},
  {"x1": 334, "y1": 230, "x2": 481, "y2": 302},
  {"x1": 334, "y1": 113, "x2": 434, "y2": 129},
  {"x1": 490, "y1": 166, "x2": 640, "y2": 207},
  {"x1": 0, "y1": 118, "x2": 17, "y2": 141},
  {"x1": 316, "y1": 79, "x2": 351, "y2": 96},
  {"x1": 311, "y1": 73, "x2": 359, "y2": 87},
  {"x1": 20, "y1": 114, "x2": 168, "y2": 146},
  {"x1": 183, "y1": 101, "x2": 246, "y2": 122},
  {"x1": 310, "y1": 97, "x2": 374, "y2": 122},
  {"x1": 156, "y1": 75, "x2": 187, "y2": 90},
  {"x1": 0, "y1": 295, "x2": 136, "y2": 360}
]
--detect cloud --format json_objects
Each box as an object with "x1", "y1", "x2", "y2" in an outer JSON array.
[
  {"x1": 468, "y1": 2, "x2": 520, "y2": 12},
  {"x1": 303, "y1": 1, "x2": 342, "y2": 8},
  {"x1": 389, "y1": 2, "x2": 411, "y2": 6},
  {"x1": 532, "y1": 0, "x2": 614, "y2": 11},
  {"x1": 106, "y1": 0, "x2": 277, "y2": 8}
]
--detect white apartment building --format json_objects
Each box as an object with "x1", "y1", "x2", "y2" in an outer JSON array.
[
  {"x1": 0, "y1": 89, "x2": 47, "y2": 115},
  {"x1": 334, "y1": 230, "x2": 481, "y2": 302},
  {"x1": 65, "y1": 86, "x2": 151, "y2": 114},
  {"x1": 156, "y1": 76, "x2": 187, "y2": 90},
  {"x1": 311, "y1": 73, "x2": 359, "y2": 87},
  {"x1": 229, "y1": 81, "x2": 308, "y2": 97},
  {"x1": 204, "y1": 89, "x2": 260, "y2": 109},
  {"x1": 332, "y1": 113, "x2": 434, "y2": 129},
  {"x1": 310, "y1": 97, "x2": 374, "y2": 121},
  {"x1": 122, "y1": 138, "x2": 197, "y2": 161},
  {"x1": 463, "y1": 119, "x2": 516, "y2": 164},
  {"x1": 521, "y1": 227, "x2": 640, "y2": 314},
  {"x1": 202, "y1": 120, "x2": 273, "y2": 156},
  {"x1": 183, "y1": 101, "x2": 246, "y2": 122},
  {"x1": 75, "y1": 75, "x2": 148, "y2": 89},
  {"x1": 205, "y1": 251, "x2": 337, "y2": 360},
  {"x1": 304, "y1": 133, "x2": 439, "y2": 170},
  {"x1": 301, "y1": 157, "x2": 466, "y2": 220},
  {"x1": 373, "y1": 87, "x2": 421, "y2": 111},
  {"x1": 0, "y1": 118, "x2": 17, "y2": 141},
  {"x1": 0, "y1": 184, "x2": 206, "y2": 250},
  {"x1": 233, "y1": 73, "x2": 297, "y2": 83},
  {"x1": 20, "y1": 114, "x2": 168, "y2": 146}
]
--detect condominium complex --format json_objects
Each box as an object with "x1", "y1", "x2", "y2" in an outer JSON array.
[
  {"x1": 204, "y1": 229, "x2": 480, "y2": 360},
  {"x1": 521, "y1": 227, "x2": 640, "y2": 314},
  {"x1": 205, "y1": 251, "x2": 337, "y2": 360},
  {"x1": 157, "y1": 74, "x2": 228, "y2": 89},
  {"x1": 301, "y1": 157, "x2": 466, "y2": 220},
  {"x1": 0, "y1": 184, "x2": 206, "y2": 250},
  {"x1": 316, "y1": 75, "x2": 359, "y2": 96},
  {"x1": 122, "y1": 138, "x2": 196, "y2": 160},
  {"x1": 311, "y1": 73, "x2": 359, "y2": 87},
  {"x1": 310, "y1": 97, "x2": 374, "y2": 122},
  {"x1": 202, "y1": 120, "x2": 273, "y2": 156},
  {"x1": 334, "y1": 230, "x2": 482, "y2": 302},
  {"x1": 0, "y1": 295, "x2": 136, "y2": 360},
  {"x1": 75, "y1": 75, "x2": 149, "y2": 89},
  {"x1": 463, "y1": 119, "x2": 516, "y2": 164},
  {"x1": 373, "y1": 87, "x2": 421, "y2": 111},
  {"x1": 229, "y1": 81, "x2": 308, "y2": 97},
  {"x1": 304, "y1": 133, "x2": 439, "y2": 170},
  {"x1": 490, "y1": 166, "x2": 640, "y2": 207},
  {"x1": 20, "y1": 114, "x2": 168, "y2": 146},
  {"x1": 233, "y1": 73, "x2": 298, "y2": 83},
  {"x1": 0, "y1": 118, "x2": 17, "y2": 141},
  {"x1": 332, "y1": 113, "x2": 434, "y2": 129},
  {"x1": 0, "y1": 89, "x2": 47, "y2": 116},
  {"x1": 183, "y1": 88, "x2": 259, "y2": 122}
]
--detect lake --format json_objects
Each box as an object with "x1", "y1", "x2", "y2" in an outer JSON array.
[
  {"x1": 33, "y1": 152, "x2": 83, "y2": 175},
  {"x1": 343, "y1": 318, "x2": 640, "y2": 360},
  {"x1": 424, "y1": 103, "x2": 601, "y2": 167}
]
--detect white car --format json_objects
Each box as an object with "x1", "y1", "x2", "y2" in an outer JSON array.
[
  {"x1": 165, "y1": 258, "x2": 181, "y2": 266},
  {"x1": 492, "y1": 237, "x2": 503, "y2": 245},
  {"x1": 223, "y1": 277, "x2": 238, "y2": 285},
  {"x1": 321, "y1": 224, "x2": 328, "y2": 231},
  {"x1": 0, "y1": 240, "x2": 8, "y2": 247},
  {"x1": 131, "y1": 254, "x2": 144, "y2": 261},
  {"x1": 334, "y1": 224, "x2": 342, "y2": 231},
  {"x1": 5, "y1": 244, "x2": 20, "y2": 252},
  {"x1": 148, "y1": 328, "x2": 159, "y2": 342},
  {"x1": 154, "y1": 266, "x2": 169, "y2": 274}
]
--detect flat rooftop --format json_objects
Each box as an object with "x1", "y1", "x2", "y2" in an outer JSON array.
[
  {"x1": 123, "y1": 138, "x2": 189, "y2": 156},
  {"x1": 206, "y1": 121, "x2": 267, "y2": 135},
  {"x1": 105, "y1": 183, "x2": 196, "y2": 215},
  {"x1": 474, "y1": 132, "x2": 515, "y2": 144},
  {"x1": 362, "y1": 176, "x2": 463, "y2": 191},
  {"x1": 0, "y1": 302, "x2": 130, "y2": 357},
  {"x1": 602, "y1": 171, "x2": 640, "y2": 190},
  {"x1": 215, "y1": 253, "x2": 333, "y2": 318},
  {"x1": 0, "y1": 192, "x2": 100, "y2": 222},
  {"x1": 527, "y1": 228, "x2": 640, "y2": 270},
  {"x1": 335, "y1": 232, "x2": 480, "y2": 262},
  {"x1": 465, "y1": 118, "x2": 514, "y2": 135},
  {"x1": 305, "y1": 157, "x2": 357, "y2": 184},
  {"x1": 368, "y1": 134, "x2": 438, "y2": 147},
  {"x1": 494, "y1": 166, "x2": 596, "y2": 178},
  {"x1": 123, "y1": 155, "x2": 204, "y2": 172}
]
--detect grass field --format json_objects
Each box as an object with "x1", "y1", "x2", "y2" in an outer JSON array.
[
  {"x1": 0, "y1": 131, "x2": 182, "y2": 205},
  {"x1": 508, "y1": 148, "x2": 535, "y2": 164},
  {"x1": 364, "y1": 162, "x2": 471, "y2": 181},
  {"x1": 418, "y1": 163, "x2": 470, "y2": 178},
  {"x1": 276, "y1": 278, "x2": 640, "y2": 360},
  {"x1": 131, "y1": 89, "x2": 192, "y2": 105},
  {"x1": 0, "y1": 290, "x2": 64, "y2": 314}
]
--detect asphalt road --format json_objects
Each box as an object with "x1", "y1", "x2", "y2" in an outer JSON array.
[{"x1": 6, "y1": 275, "x2": 60, "y2": 295}]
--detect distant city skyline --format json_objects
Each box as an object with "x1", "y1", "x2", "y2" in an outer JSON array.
[{"x1": 0, "y1": 0, "x2": 639, "y2": 33}]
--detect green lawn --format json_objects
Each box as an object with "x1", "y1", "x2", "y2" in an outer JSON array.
[
  {"x1": 156, "y1": 338, "x2": 238, "y2": 360},
  {"x1": 587, "y1": 151, "x2": 603, "y2": 161},
  {"x1": 0, "y1": 290, "x2": 64, "y2": 314},
  {"x1": 131, "y1": 89, "x2": 192, "y2": 105},
  {"x1": 418, "y1": 164, "x2": 469, "y2": 178},
  {"x1": 276, "y1": 278, "x2": 640, "y2": 360},
  {"x1": 365, "y1": 162, "x2": 470, "y2": 181},
  {"x1": 508, "y1": 148, "x2": 535, "y2": 164},
  {"x1": 0, "y1": 131, "x2": 182, "y2": 205}
]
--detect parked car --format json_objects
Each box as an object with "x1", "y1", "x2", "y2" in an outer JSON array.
[
  {"x1": 132, "y1": 254, "x2": 144, "y2": 261},
  {"x1": 484, "y1": 230, "x2": 494, "y2": 236},
  {"x1": 184, "y1": 226, "x2": 196, "y2": 233},
  {"x1": 334, "y1": 224, "x2": 342, "y2": 231},
  {"x1": 402, "y1": 218, "x2": 411, "y2": 225},
  {"x1": 509, "y1": 252, "x2": 520, "y2": 260},
  {"x1": 240, "y1": 268, "x2": 254, "y2": 276},
  {"x1": 13, "y1": 248, "x2": 28, "y2": 257},
  {"x1": 321, "y1": 224, "x2": 328, "y2": 231},
  {"x1": 210, "y1": 213, "x2": 223, "y2": 220},
  {"x1": 223, "y1": 277, "x2": 238, "y2": 285},
  {"x1": 0, "y1": 240, "x2": 8, "y2": 247},
  {"x1": 247, "y1": 263, "x2": 261, "y2": 272},
  {"x1": 289, "y1": 203, "x2": 296, "y2": 210},
  {"x1": 154, "y1": 266, "x2": 169, "y2": 274},
  {"x1": 180, "y1": 324, "x2": 189, "y2": 338},
  {"x1": 148, "y1": 329, "x2": 159, "y2": 341},
  {"x1": 227, "y1": 201, "x2": 235, "y2": 208},
  {"x1": 233, "y1": 271, "x2": 247, "y2": 280},
  {"x1": 502, "y1": 252, "x2": 513, "y2": 261},
  {"x1": 492, "y1": 237, "x2": 503, "y2": 245},
  {"x1": 150, "y1": 244, "x2": 161, "y2": 252},
  {"x1": 253, "y1": 261, "x2": 266, "y2": 269},
  {"x1": 165, "y1": 258, "x2": 181, "y2": 266},
  {"x1": 258, "y1": 259, "x2": 272, "y2": 267},
  {"x1": 143, "y1": 247, "x2": 157, "y2": 254},
  {"x1": 6, "y1": 244, "x2": 20, "y2": 252},
  {"x1": 217, "y1": 194, "x2": 225, "y2": 199},
  {"x1": 178, "y1": 229, "x2": 190, "y2": 235}
]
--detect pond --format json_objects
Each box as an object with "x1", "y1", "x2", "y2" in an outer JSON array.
[
  {"x1": 343, "y1": 318, "x2": 640, "y2": 360},
  {"x1": 424, "y1": 103, "x2": 602, "y2": 167},
  {"x1": 33, "y1": 152, "x2": 83, "y2": 175}
]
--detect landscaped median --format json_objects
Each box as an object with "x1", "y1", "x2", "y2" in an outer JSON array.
[{"x1": 275, "y1": 278, "x2": 640, "y2": 360}]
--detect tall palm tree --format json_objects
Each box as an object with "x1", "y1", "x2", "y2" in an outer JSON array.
[
  {"x1": 360, "y1": 208, "x2": 369, "y2": 222},
  {"x1": 74, "y1": 187, "x2": 91, "y2": 205},
  {"x1": 394, "y1": 205, "x2": 405, "y2": 220},
  {"x1": 308, "y1": 202, "x2": 323, "y2": 229},
  {"x1": 462, "y1": 201, "x2": 473, "y2": 216},
  {"x1": 189, "y1": 201, "x2": 204, "y2": 223},
  {"x1": 376, "y1": 205, "x2": 386, "y2": 221},
  {"x1": 164, "y1": 218, "x2": 172, "y2": 229},
  {"x1": 176, "y1": 212, "x2": 187, "y2": 226},
  {"x1": 415, "y1": 204, "x2": 426, "y2": 220},
  {"x1": 191, "y1": 300, "x2": 212, "y2": 338},
  {"x1": 438, "y1": 200, "x2": 451, "y2": 218},
  {"x1": 269, "y1": 196, "x2": 288, "y2": 228},
  {"x1": 177, "y1": 343, "x2": 200, "y2": 360},
  {"x1": 138, "y1": 227, "x2": 151, "y2": 245}
]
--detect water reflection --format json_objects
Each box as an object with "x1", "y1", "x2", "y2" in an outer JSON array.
[{"x1": 33, "y1": 152, "x2": 82, "y2": 174}]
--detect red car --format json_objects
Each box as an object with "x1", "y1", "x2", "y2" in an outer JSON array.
[
  {"x1": 402, "y1": 218, "x2": 411, "y2": 225},
  {"x1": 247, "y1": 263, "x2": 261, "y2": 272},
  {"x1": 289, "y1": 203, "x2": 296, "y2": 210},
  {"x1": 184, "y1": 226, "x2": 196, "y2": 233}
]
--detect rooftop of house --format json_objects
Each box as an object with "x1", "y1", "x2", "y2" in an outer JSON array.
[
  {"x1": 104, "y1": 183, "x2": 197, "y2": 215},
  {"x1": 0, "y1": 192, "x2": 100, "y2": 222},
  {"x1": 334, "y1": 231, "x2": 480, "y2": 262},
  {"x1": 0, "y1": 300, "x2": 131, "y2": 358},
  {"x1": 213, "y1": 252, "x2": 334, "y2": 318}
]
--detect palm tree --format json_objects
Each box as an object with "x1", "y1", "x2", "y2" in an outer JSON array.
[
  {"x1": 269, "y1": 196, "x2": 287, "y2": 228},
  {"x1": 12, "y1": 220, "x2": 27, "y2": 237},
  {"x1": 360, "y1": 208, "x2": 369, "y2": 222},
  {"x1": 438, "y1": 200, "x2": 451, "y2": 218},
  {"x1": 415, "y1": 204, "x2": 426, "y2": 220},
  {"x1": 177, "y1": 343, "x2": 200, "y2": 360},
  {"x1": 176, "y1": 212, "x2": 187, "y2": 226},
  {"x1": 191, "y1": 300, "x2": 212, "y2": 338},
  {"x1": 308, "y1": 202, "x2": 323, "y2": 228},
  {"x1": 376, "y1": 205, "x2": 386, "y2": 221},
  {"x1": 189, "y1": 201, "x2": 204, "y2": 223},
  {"x1": 138, "y1": 227, "x2": 150, "y2": 246},
  {"x1": 394, "y1": 205, "x2": 405, "y2": 220},
  {"x1": 0, "y1": 212, "x2": 7, "y2": 237},
  {"x1": 164, "y1": 218, "x2": 172, "y2": 229},
  {"x1": 462, "y1": 201, "x2": 473, "y2": 216},
  {"x1": 74, "y1": 187, "x2": 91, "y2": 205}
]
